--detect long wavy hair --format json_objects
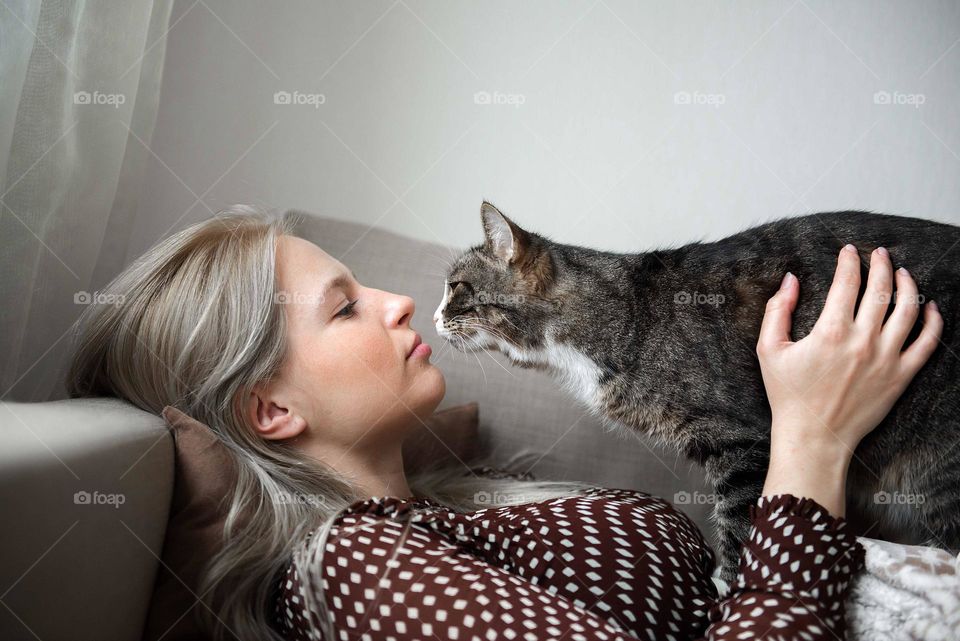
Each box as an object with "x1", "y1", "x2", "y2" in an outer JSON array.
[{"x1": 66, "y1": 205, "x2": 597, "y2": 641}]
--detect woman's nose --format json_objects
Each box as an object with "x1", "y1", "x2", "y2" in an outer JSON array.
[{"x1": 387, "y1": 294, "x2": 415, "y2": 327}]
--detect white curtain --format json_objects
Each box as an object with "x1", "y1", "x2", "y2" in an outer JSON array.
[{"x1": 0, "y1": 0, "x2": 174, "y2": 401}]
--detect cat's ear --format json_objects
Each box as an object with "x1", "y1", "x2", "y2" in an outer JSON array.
[
  {"x1": 480, "y1": 201, "x2": 530, "y2": 265},
  {"x1": 480, "y1": 201, "x2": 554, "y2": 293}
]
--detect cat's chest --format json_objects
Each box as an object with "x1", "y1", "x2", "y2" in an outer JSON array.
[
  {"x1": 533, "y1": 338, "x2": 687, "y2": 445},
  {"x1": 541, "y1": 340, "x2": 607, "y2": 409}
]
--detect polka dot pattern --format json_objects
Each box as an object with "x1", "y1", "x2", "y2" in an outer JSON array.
[
  {"x1": 274, "y1": 490, "x2": 865, "y2": 641},
  {"x1": 704, "y1": 494, "x2": 866, "y2": 641}
]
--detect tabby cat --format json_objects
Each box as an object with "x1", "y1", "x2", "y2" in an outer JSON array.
[{"x1": 433, "y1": 201, "x2": 958, "y2": 581}]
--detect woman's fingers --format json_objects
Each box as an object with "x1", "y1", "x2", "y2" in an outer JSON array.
[
  {"x1": 757, "y1": 272, "x2": 800, "y2": 353},
  {"x1": 899, "y1": 300, "x2": 943, "y2": 376},
  {"x1": 882, "y1": 267, "x2": 922, "y2": 350},
  {"x1": 855, "y1": 247, "x2": 894, "y2": 332},
  {"x1": 816, "y1": 245, "x2": 862, "y2": 332}
]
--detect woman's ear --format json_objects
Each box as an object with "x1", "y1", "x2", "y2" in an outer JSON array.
[{"x1": 247, "y1": 385, "x2": 307, "y2": 441}]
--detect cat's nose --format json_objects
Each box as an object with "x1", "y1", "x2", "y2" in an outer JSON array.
[{"x1": 432, "y1": 311, "x2": 439, "y2": 324}]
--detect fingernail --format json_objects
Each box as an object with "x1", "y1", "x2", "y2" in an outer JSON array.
[
  {"x1": 929, "y1": 300, "x2": 938, "y2": 312},
  {"x1": 843, "y1": 244, "x2": 857, "y2": 254},
  {"x1": 898, "y1": 267, "x2": 910, "y2": 276},
  {"x1": 876, "y1": 246, "x2": 889, "y2": 258},
  {"x1": 780, "y1": 272, "x2": 795, "y2": 290}
]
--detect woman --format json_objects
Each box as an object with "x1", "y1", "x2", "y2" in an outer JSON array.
[{"x1": 67, "y1": 206, "x2": 943, "y2": 641}]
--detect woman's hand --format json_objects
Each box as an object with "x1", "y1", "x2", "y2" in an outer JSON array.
[{"x1": 756, "y1": 244, "x2": 943, "y2": 517}]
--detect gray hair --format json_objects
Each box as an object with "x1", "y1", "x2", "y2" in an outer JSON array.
[{"x1": 67, "y1": 205, "x2": 597, "y2": 640}]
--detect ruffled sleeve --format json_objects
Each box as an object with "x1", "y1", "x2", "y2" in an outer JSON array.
[{"x1": 698, "y1": 493, "x2": 866, "y2": 640}]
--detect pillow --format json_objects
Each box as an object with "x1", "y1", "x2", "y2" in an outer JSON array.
[{"x1": 142, "y1": 402, "x2": 480, "y2": 641}]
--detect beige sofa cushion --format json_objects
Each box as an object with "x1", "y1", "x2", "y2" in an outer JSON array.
[{"x1": 0, "y1": 398, "x2": 172, "y2": 641}]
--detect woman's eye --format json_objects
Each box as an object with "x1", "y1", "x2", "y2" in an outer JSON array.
[{"x1": 335, "y1": 300, "x2": 358, "y2": 319}]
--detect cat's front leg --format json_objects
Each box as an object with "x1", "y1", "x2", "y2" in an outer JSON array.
[
  {"x1": 712, "y1": 479, "x2": 765, "y2": 584},
  {"x1": 702, "y1": 443, "x2": 769, "y2": 584}
]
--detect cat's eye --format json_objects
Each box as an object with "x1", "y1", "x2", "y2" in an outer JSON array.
[{"x1": 450, "y1": 281, "x2": 473, "y2": 294}]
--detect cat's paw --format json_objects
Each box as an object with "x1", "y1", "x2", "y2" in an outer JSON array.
[{"x1": 719, "y1": 563, "x2": 739, "y2": 585}]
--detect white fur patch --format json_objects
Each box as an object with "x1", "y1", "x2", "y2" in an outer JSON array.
[
  {"x1": 541, "y1": 338, "x2": 605, "y2": 410},
  {"x1": 468, "y1": 327, "x2": 605, "y2": 412},
  {"x1": 434, "y1": 280, "x2": 451, "y2": 334}
]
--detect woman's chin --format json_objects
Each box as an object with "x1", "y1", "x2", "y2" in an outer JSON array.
[
  {"x1": 411, "y1": 367, "x2": 445, "y2": 417},
  {"x1": 426, "y1": 367, "x2": 446, "y2": 406}
]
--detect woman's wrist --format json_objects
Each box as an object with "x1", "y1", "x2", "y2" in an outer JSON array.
[{"x1": 763, "y1": 428, "x2": 852, "y2": 518}]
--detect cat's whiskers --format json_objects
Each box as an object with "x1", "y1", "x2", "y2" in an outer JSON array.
[
  {"x1": 457, "y1": 322, "x2": 520, "y2": 351},
  {"x1": 422, "y1": 250, "x2": 456, "y2": 276},
  {"x1": 436, "y1": 333, "x2": 466, "y2": 362},
  {"x1": 448, "y1": 322, "x2": 522, "y2": 380},
  {"x1": 444, "y1": 322, "x2": 519, "y2": 379},
  {"x1": 462, "y1": 332, "x2": 489, "y2": 388},
  {"x1": 442, "y1": 326, "x2": 482, "y2": 356},
  {"x1": 425, "y1": 246, "x2": 456, "y2": 265},
  {"x1": 456, "y1": 319, "x2": 522, "y2": 351},
  {"x1": 423, "y1": 255, "x2": 453, "y2": 270},
  {"x1": 497, "y1": 314, "x2": 522, "y2": 334},
  {"x1": 433, "y1": 340, "x2": 459, "y2": 368}
]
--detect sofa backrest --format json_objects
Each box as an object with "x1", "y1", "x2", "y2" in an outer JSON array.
[{"x1": 0, "y1": 397, "x2": 173, "y2": 641}]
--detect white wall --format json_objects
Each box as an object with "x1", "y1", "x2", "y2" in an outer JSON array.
[{"x1": 132, "y1": 0, "x2": 960, "y2": 260}]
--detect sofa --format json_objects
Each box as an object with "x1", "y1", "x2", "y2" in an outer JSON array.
[{"x1": 0, "y1": 211, "x2": 715, "y2": 641}]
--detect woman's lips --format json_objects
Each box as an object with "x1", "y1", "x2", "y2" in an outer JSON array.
[
  {"x1": 410, "y1": 342, "x2": 432, "y2": 359},
  {"x1": 407, "y1": 333, "x2": 432, "y2": 359}
]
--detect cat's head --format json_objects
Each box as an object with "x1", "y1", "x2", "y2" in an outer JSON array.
[{"x1": 433, "y1": 201, "x2": 558, "y2": 365}]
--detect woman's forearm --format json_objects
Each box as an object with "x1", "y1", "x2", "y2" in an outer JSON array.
[{"x1": 762, "y1": 430, "x2": 851, "y2": 518}]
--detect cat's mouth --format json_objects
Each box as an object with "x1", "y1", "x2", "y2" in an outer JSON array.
[{"x1": 439, "y1": 325, "x2": 497, "y2": 354}]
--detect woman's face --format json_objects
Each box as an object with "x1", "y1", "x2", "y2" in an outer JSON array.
[{"x1": 250, "y1": 234, "x2": 445, "y2": 452}]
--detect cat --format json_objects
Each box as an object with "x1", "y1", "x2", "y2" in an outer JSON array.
[{"x1": 433, "y1": 201, "x2": 959, "y2": 582}]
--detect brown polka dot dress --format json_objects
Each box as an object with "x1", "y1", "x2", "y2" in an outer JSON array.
[{"x1": 274, "y1": 487, "x2": 865, "y2": 640}]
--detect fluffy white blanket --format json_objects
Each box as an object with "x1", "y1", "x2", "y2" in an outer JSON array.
[
  {"x1": 710, "y1": 537, "x2": 960, "y2": 640},
  {"x1": 845, "y1": 537, "x2": 960, "y2": 641}
]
